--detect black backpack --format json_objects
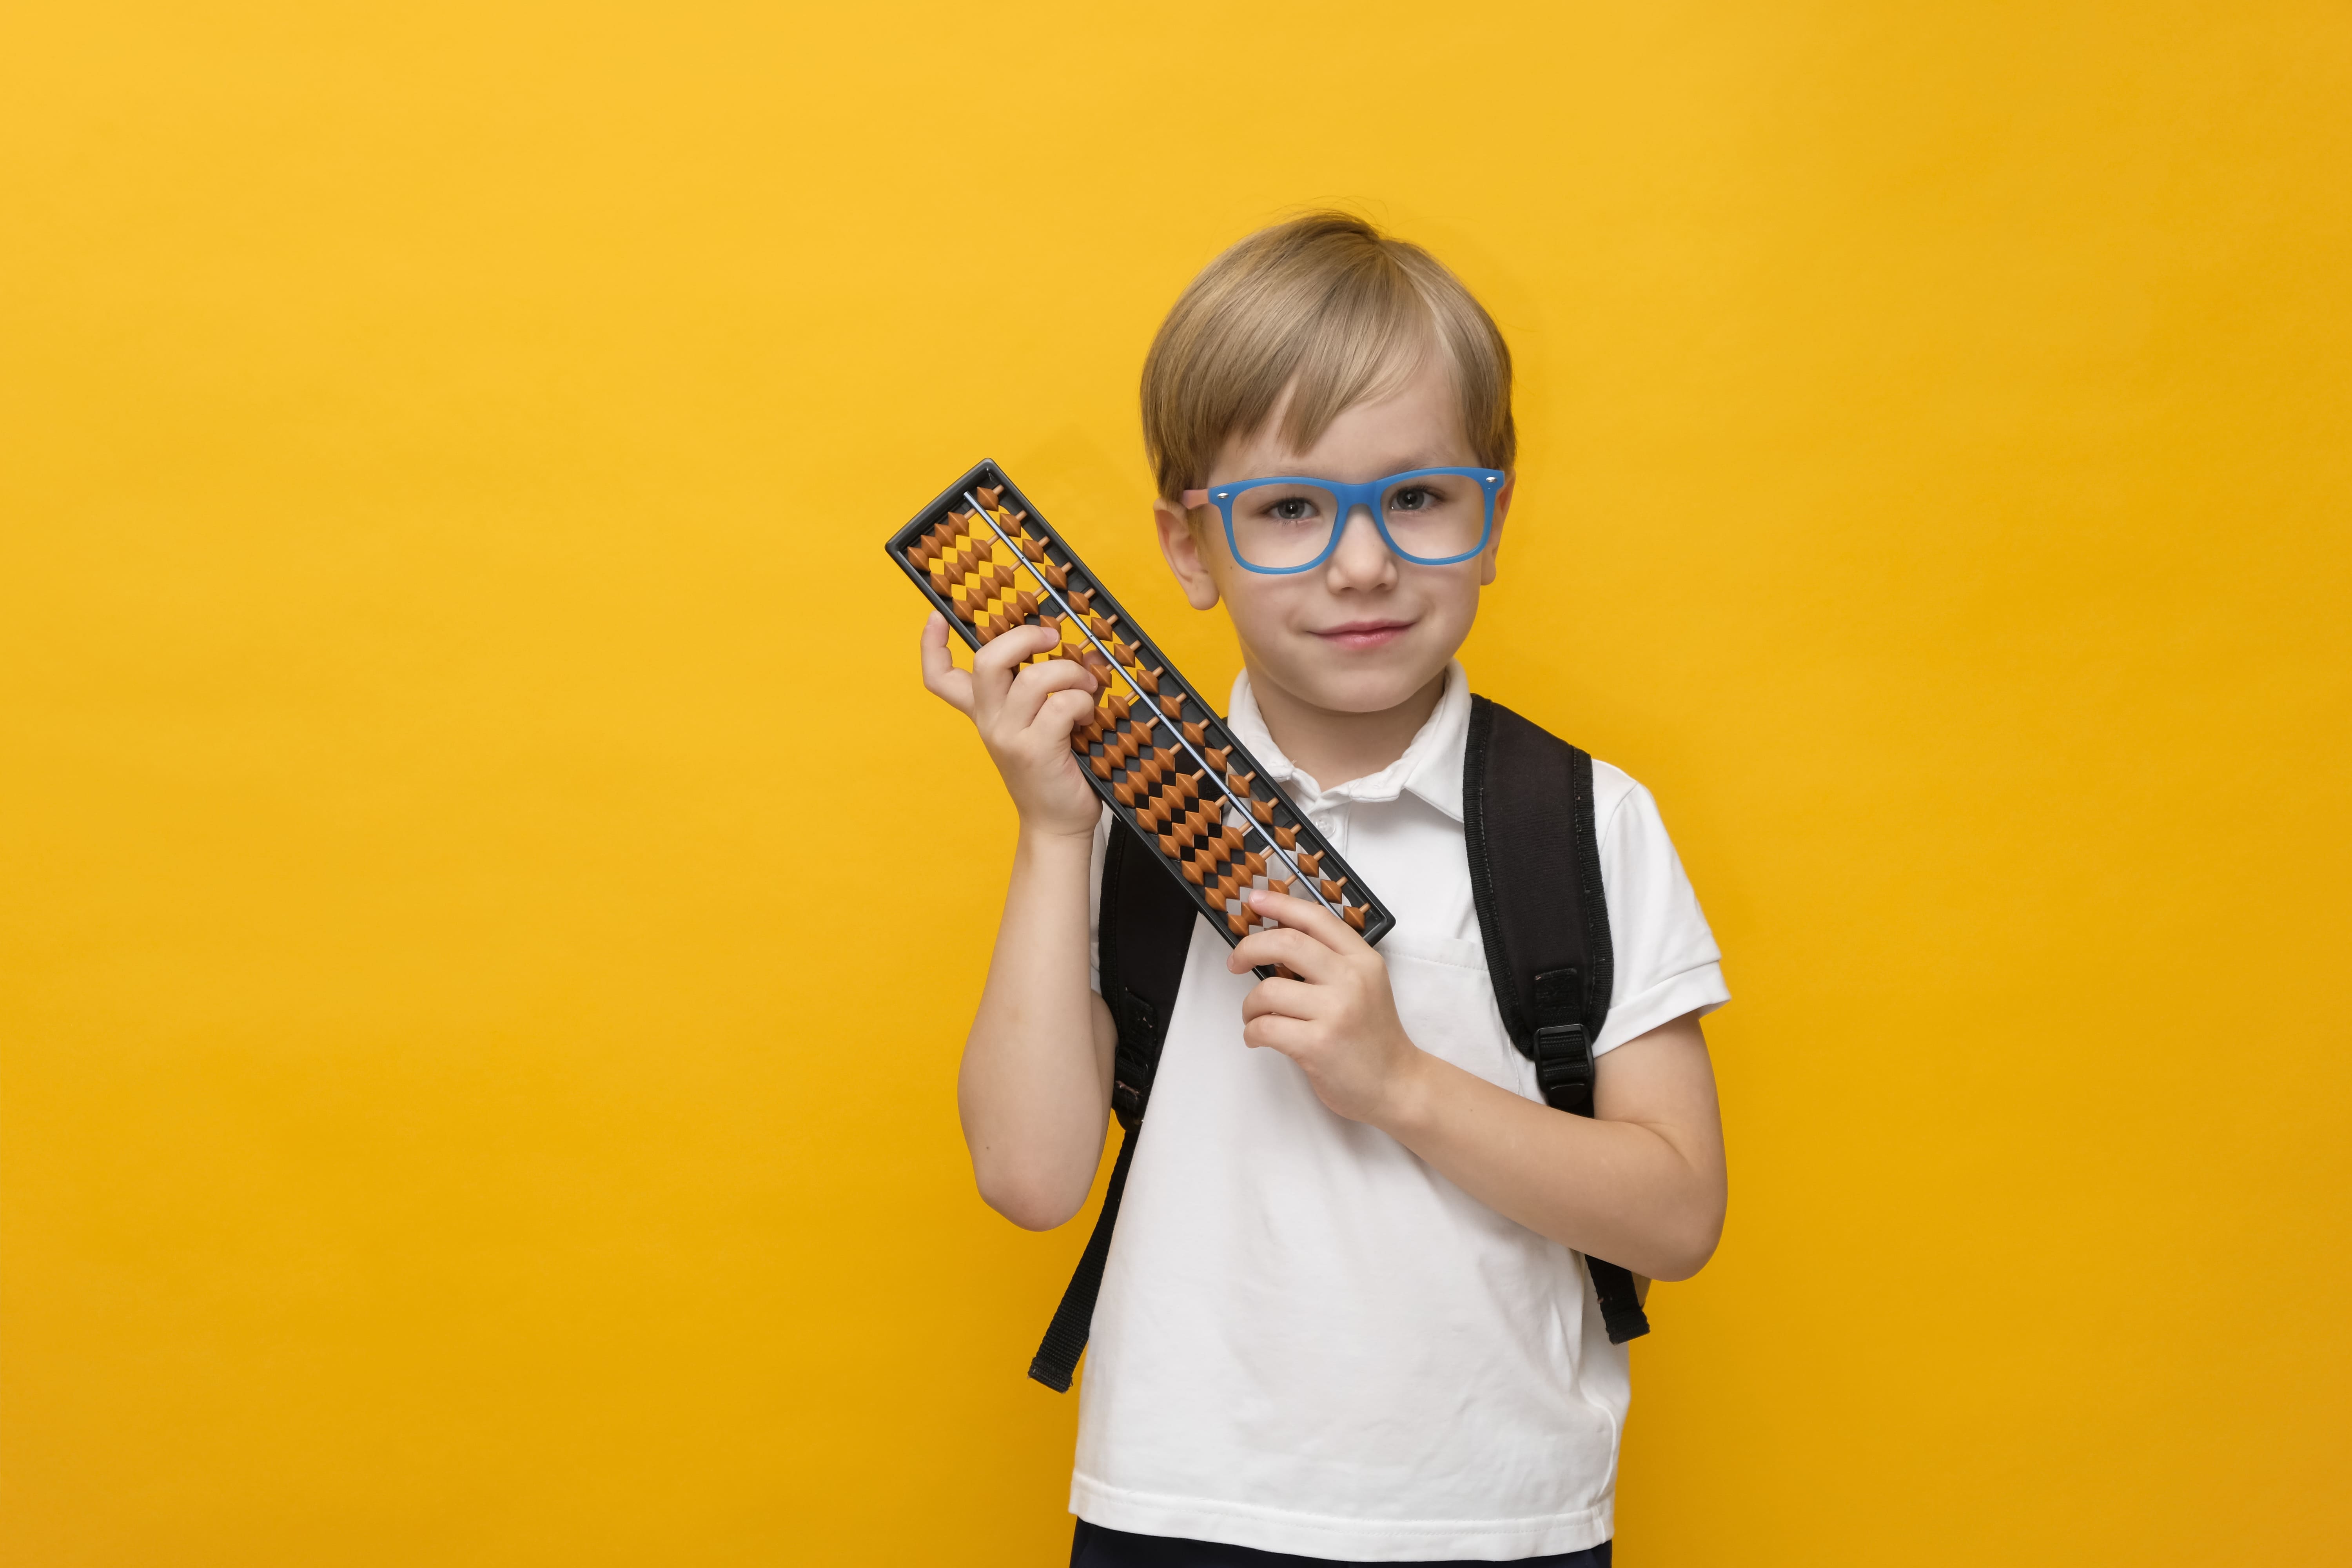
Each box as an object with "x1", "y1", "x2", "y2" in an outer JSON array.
[{"x1": 1028, "y1": 696, "x2": 1652, "y2": 1392}]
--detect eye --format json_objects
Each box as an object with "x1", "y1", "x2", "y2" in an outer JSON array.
[
  {"x1": 1261, "y1": 495, "x2": 1322, "y2": 524},
  {"x1": 1389, "y1": 486, "x2": 1437, "y2": 512}
]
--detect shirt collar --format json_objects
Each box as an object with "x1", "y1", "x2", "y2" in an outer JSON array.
[{"x1": 1224, "y1": 661, "x2": 1470, "y2": 822}]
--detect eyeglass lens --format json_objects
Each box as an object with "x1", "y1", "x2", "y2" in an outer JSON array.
[{"x1": 1229, "y1": 475, "x2": 1486, "y2": 569}]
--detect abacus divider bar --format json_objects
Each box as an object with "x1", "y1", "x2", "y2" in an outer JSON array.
[{"x1": 959, "y1": 492, "x2": 1341, "y2": 920}]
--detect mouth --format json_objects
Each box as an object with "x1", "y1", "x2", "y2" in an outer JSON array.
[{"x1": 1312, "y1": 618, "x2": 1416, "y2": 651}]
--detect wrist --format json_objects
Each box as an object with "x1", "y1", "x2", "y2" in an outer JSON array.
[
  {"x1": 1370, "y1": 1038, "x2": 1441, "y2": 1141},
  {"x1": 1014, "y1": 818, "x2": 1098, "y2": 860}
]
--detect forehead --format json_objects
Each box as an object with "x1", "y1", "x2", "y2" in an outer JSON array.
[{"x1": 1214, "y1": 354, "x2": 1474, "y2": 479}]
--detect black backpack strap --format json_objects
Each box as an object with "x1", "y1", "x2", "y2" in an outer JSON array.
[
  {"x1": 1028, "y1": 821, "x2": 1196, "y2": 1391},
  {"x1": 1463, "y1": 695, "x2": 1652, "y2": 1345}
]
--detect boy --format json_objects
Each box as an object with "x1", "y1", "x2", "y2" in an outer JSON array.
[{"x1": 917, "y1": 213, "x2": 1729, "y2": 1566}]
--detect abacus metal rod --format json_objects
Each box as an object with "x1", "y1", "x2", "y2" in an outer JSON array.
[{"x1": 960, "y1": 492, "x2": 1344, "y2": 919}]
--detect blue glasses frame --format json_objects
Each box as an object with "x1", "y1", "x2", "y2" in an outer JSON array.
[{"x1": 1181, "y1": 467, "x2": 1507, "y2": 574}]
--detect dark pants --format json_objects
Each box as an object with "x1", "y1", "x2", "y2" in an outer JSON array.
[{"x1": 1071, "y1": 1520, "x2": 1612, "y2": 1568}]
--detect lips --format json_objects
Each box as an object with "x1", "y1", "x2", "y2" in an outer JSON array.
[{"x1": 1313, "y1": 619, "x2": 1415, "y2": 650}]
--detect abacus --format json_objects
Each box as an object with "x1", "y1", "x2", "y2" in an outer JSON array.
[{"x1": 886, "y1": 460, "x2": 1394, "y2": 960}]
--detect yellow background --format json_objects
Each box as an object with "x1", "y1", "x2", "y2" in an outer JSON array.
[{"x1": 4, "y1": 3, "x2": 2347, "y2": 1563}]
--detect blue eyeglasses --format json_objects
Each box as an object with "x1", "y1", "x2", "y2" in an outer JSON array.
[{"x1": 1181, "y1": 467, "x2": 1506, "y2": 574}]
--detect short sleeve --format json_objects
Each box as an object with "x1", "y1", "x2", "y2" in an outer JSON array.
[
  {"x1": 1087, "y1": 804, "x2": 1112, "y2": 995},
  {"x1": 1588, "y1": 765, "x2": 1730, "y2": 1055}
]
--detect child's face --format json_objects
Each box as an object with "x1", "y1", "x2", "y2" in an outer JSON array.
[{"x1": 1155, "y1": 352, "x2": 1509, "y2": 719}]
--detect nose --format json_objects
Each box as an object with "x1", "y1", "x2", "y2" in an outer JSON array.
[{"x1": 1324, "y1": 501, "x2": 1396, "y2": 589}]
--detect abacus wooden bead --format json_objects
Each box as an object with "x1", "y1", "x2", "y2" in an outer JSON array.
[
  {"x1": 1180, "y1": 857, "x2": 1209, "y2": 887},
  {"x1": 976, "y1": 485, "x2": 1005, "y2": 508},
  {"x1": 1267, "y1": 877, "x2": 1293, "y2": 898},
  {"x1": 1342, "y1": 903, "x2": 1367, "y2": 932},
  {"x1": 1319, "y1": 877, "x2": 1349, "y2": 902},
  {"x1": 1273, "y1": 823, "x2": 1299, "y2": 851},
  {"x1": 1242, "y1": 851, "x2": 1266, "y2": 880},
  {"x1": 1227, "y1": 909, "x2": 1255, "y2": 938},
  {"x1": 1249, "y1": 796, "x2": 1275, "y2": 824},
  {"x1": 1294, "y1": 850, "x2": 1323, "y2": 877},
  {"x1": 1205, "y1": 746, "x2": 1232, "y2": 771}
]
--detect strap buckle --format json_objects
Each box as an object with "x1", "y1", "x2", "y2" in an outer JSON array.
[
  {"x1": 1110, "y1": 990, "x2": 1158, "y2": 1128},
  {"x1": 1532, "y1": 1022, "x2": 1593, "y2": 1112}
]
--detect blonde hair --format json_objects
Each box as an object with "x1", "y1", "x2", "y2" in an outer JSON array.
[{"x1": 1140, "y1": 212, "x2": 1515, "y2": 501}]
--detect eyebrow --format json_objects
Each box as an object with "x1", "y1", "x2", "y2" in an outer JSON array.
[{"x1": 1248, "y1": 452, "x2": 1468, "y2": 477}]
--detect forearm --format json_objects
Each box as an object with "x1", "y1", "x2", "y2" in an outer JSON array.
[
  {"x1": 957, "y1": 824, "x2": 1116, "y2": 1230},
  {"x1": 1375, "y1": 1016, "x2": 1727, "y2": 1280}
]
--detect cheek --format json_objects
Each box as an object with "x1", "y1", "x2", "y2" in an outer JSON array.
[
  {"x1": 1219, "y1": 578, "x2": 1311, "y2": 642},
  {"x1": 1405, "y1": 571, "x2": 1482, "y2": 635}
]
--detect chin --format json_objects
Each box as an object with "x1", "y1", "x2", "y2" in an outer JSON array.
[{"x1": 1287, "y1": 659, "x2": 1442, "y2": 716}]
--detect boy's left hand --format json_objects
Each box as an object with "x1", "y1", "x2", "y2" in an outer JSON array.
[{"x1": 1226, "y1": 889, "x2": 1425, "y2": 1127}]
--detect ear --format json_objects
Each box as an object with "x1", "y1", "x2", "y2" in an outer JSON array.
[
  {"x1": 1479, "y1": 473, "x2": 1514, "y2": 587},
  {"x1": 1154, "y1": 497, "x2": 1224, "y2": 611}
]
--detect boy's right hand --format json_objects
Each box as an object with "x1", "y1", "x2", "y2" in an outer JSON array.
[{"x1": 919, "y1": 612, "x2": 1103, "y2": 840}]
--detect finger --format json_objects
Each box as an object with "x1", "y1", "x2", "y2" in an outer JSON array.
[
  {"x1": 918, "y1": 613, "x2": 976, "y2": 714},
  {"x1": 969, "y1": 624, "x2": 1065, "y2": 718},
  {"x1": 1241, "y1": 1011, "x2": 1313, "y2": 1056},
  {"x1": 1241, "y1": 887, "x2": 1364, "y2": 957},
  {"x1": 998, "y1": 652, "x2": 1101, "y2": 732},
  {"x1": 1034, "y1": 686, "x2": 1105, "y2": 745},
  {"x1": 1227, "y1": 924, "x2": 1345, "y2": 984},
  {"x1": 1238, "y1": 975, "x2": 1319, "y2": 1022}
]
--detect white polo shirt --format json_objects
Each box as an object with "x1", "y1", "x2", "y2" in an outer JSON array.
[{"x1": 1072, "y1": 662, "x2": 1730, "y2": 1561}]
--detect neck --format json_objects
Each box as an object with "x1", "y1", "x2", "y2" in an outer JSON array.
[{"x1": 1243, "y1": 662, "x2": 1450, "y2": 790}]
